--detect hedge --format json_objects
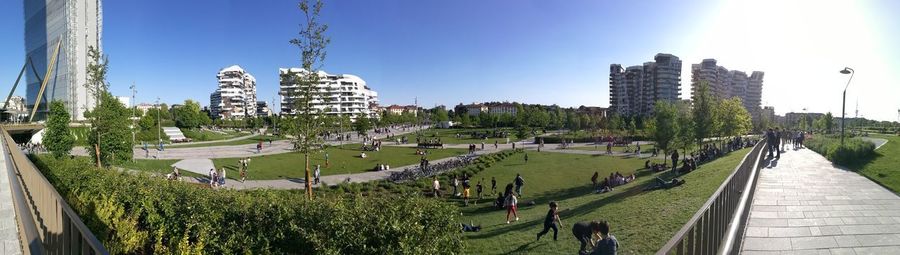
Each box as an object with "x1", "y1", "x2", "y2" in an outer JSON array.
[
  {"x1": 31, "y1": 156, "x2": 463, "y2": 254},
  {"x1": 805, "y1": 135, "x2": 875, "y2": 166}
]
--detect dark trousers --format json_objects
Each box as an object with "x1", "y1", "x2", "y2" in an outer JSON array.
[
  {"x1": 577, "y1": 235, "x2": 591, "y2": 253},
  {"x1": 537, "y1": 223, "x2": 558, "y2": 240},
  {"x1": 671, "y1": 158, "x2": 678, "y2": 173}
]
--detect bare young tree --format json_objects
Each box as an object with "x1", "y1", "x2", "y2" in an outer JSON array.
[{"x1": 289, "y1": 0, "x2": 330, "y2": 199}]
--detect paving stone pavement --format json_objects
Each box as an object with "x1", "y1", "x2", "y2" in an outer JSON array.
[
  {"x1": 0, "y1": 139, "x2": 22, "y2": 254},
  {"x1": 740, "y1": 148, "x2": 900, "y2": 254},
  {"x1": 172, "y1": 158, "x2": 215, "y2": 176}
]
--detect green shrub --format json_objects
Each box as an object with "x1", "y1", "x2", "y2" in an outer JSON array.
[
  {"x1": 806, "y1": 136, "x2": 875, "y2": 166},
  {"x1": 31, "y1": 156, "x2": 463, "y2": 254}
]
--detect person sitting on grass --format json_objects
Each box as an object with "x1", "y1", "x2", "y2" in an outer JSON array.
[
  {"x1": 594, "y1": 177, "x2": 612, "y2": 194},
  {"x1": 360, "y1": 152, "x2": 367, "y2": 158},
  {"x1": 644, "y1": 177, "x2": 686, "y2": 191},
  {"x1": 461, "y1": 223, "x2": 482, "y2": 233}
]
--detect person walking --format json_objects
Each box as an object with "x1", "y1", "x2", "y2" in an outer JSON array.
[
  {"x1": 774, "y1": 128, "x2": 782, "y2": 159},
  {"x1": 476, "y1": 179, "x2": 484, "y2": 203},
  {"x1": 514, "y1": 173, "x2": 526, "y2": 197},
  {"x1": 452, "y1": 175, "x2": 460, "y2": 197},
  {"x1": 766, "y1": 128, "x2": 777, "y2": 158},
  {"x1": 208, "y1": 168, "x2": 216, "y2": 188},
  {"x1": 462, "y1": 174, "x2": 471, "y2": 206},
  {"x1": 536, "y1": 201, "x2": 563, "y2": 241},
  {"x1": 325, "y1": 152, "x2": 330, "y2": 167},
  {"x1": 240, "y1": 165, "x2": 247, "y2": 183},
  {"x1": 591, "y1": 171, "x2": 599, "y2": 188},
  {"x1": 220, "y1": 167, "x2": 227, "y2": 186},
  {"x1": 314, "y1": 165, "x2": 321, "y2": 185},
  {"x1": 491, "y1": 177, "x2": 497, "y2": 194},
  {"x1": 670, "y1": 150, "x2": 679, "y2": 175},
  {"x1": 505, "y1": 185, "x2": 519, "y2": 224},
  {"x1": 432, "y1": 176, "x2": 441, "y2": 198},
  {"x1": 524, "y1": 153, "x2": 529, "y2": 164}
]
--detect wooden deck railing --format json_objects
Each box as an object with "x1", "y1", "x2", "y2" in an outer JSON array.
[
  {"x1": 2, "y1": 127, "x2": 109, "y2": 255},
  {"x1": 657, "y1": 140, "x2": 768, "y2": 255}
]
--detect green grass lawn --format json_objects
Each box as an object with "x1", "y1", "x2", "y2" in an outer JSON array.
[
  {"x1": 411, "y1": 128, "x2": 526, "y2": 144},
  {"x1": 211, "y1": 145, "x2": 469, "y2": 180},
  {"x1": 181, "y1": 129, "x2": 243, "y2": 142},
  {"x1": 568, "y1": 145, "x2": 655, "y2": 153},
  {"x1": 456, "y1": 148, "x2": 752, "y2": 254},
  {"x1": 852, "y1": 134, "x2": 900, "y2": 193},
  {"x1": 166, "y1": 135, "x2": 281, "y2": 148}
]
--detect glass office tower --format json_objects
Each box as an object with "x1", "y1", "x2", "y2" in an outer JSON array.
[{"x1": 24, "y1": 0, "x2": 102, "y2": 120}]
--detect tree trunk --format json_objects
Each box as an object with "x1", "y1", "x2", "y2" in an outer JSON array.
[
  {"x1": 94, "y1": 143, "x2": 101, "y2": 168},
  {"x1": 304, "y1": 152, "x2": 313, "y2": 199}
]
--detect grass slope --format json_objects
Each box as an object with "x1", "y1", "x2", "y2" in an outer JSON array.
[
  {"x1": 166, "y1": 135, "x2": 280, "y2": 148},
  {"x1": 853, "y1": 134, "x2": 900, "y2": 193},
  {"x1": 413, "y1": 128, "x2": 524, "y2": 144},
  {"x1": 211, "y1": 145, "x2": 469, "y2": 180},
  {"x1": 180, "y1": 129, "x2": 242, "y2": 142},
  {"x1": 458, "y1": 148, "x2": 752, "y2": 254}
]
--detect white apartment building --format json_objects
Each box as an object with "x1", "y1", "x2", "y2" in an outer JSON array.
[
  {"x1": 609, "y1": 53, "x2": 682, "y2": 117},
  {"x1": 278, "y1": 68, "x2": 378, "y2": 121},
  {"x1": 210, "y1": 65, "x2": 257, "y2": 119},
  {"x1": 691, "y1": 59, "x2": 764, "y2": 120}
]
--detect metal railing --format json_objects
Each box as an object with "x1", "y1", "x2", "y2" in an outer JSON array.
[
  {"x1": 1, "y1": 127, "x2": 109, "y2": 255},
  {"x1": 657, "y1": 140, "x2": 767, "y2": 255}
]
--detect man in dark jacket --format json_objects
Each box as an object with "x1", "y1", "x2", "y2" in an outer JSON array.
[{"x1": 670, "y1": 150, "x2": 679, "y2": 174}]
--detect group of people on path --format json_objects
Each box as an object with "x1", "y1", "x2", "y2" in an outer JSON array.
[{"x1": 766, "y1": 127, "x2": 804, "y2": 158}]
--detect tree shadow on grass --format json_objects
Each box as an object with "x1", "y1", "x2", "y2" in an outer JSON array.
[{"x1": 466, "y1": 177, "x2": 653, "y2": 240}]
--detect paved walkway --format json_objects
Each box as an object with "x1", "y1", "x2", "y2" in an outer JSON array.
[
  {"x1": 71, "y1": 125, "x2": 430, "y2": 160},
  {"x1": 740, "y1": 148, "x2": 900, "y2": 254},
  {"x1": 0, "y1": 138, "x2": 23, "y2": 254}
]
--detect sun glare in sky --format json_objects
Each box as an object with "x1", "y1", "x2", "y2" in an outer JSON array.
[{"x1": 682, "y1": 0, "x2": 897, "y2": 121}]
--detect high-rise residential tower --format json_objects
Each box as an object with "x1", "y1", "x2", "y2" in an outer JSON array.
[
  {"x1": 24, "y1": 0, "x2": 103, "y2": 120},
  {"x1": 279, "y1": 68, "x2": 379, "y2": 121},
  {"x1": 210, "y1": 65, "x2": 257, "y2": 119},
  {"x1": 690, "y1": 59, "x2": 764, "y2": 120},
  {"x1": 608, "y1": 53, "x2": 682, "y2": 117}
]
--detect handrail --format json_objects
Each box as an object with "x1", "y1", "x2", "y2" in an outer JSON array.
[
  {"x1": 657, "y1": 140, "x2": 767, "y2": 255},
  {"x1": 1, "y1": 127, "x2": 109, "y2": 254},
  {"x1": 3, "y1": 129, "x2": 42, "y2": 254}
]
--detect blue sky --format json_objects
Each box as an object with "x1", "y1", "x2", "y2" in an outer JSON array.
[{"x1": 2, "y1": 0, "x2": 899, "y2": 121}]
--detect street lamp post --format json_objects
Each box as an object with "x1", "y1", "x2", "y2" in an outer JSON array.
[
  {"x1": 156, "y1": 97, "x2": 161, "y2": 149},
  {"x1": 839, "y1": 67, "x2": 855, "y2": 147}
]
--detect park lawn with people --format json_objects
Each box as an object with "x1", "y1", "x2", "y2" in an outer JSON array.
[
  {"x1": 456, "y1": 148, "x2": 752, "y2": 254},
  {"x1": 211, "y1": 144, "x2": 469, "y2": 180},
  {"x1": 849, "y1": 134, "x2": 900, "y2": 193},
  {"x1": 412, "y1": 128, "x2": 525, "y2": 144},
  {"x1": 166, "y1": 134, "x2": 281, "y2": 148}
]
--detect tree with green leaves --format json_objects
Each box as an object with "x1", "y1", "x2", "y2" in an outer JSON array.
[
  {"x1": 354, "y1": 114, "x2": 372, "y2": 136},
  {"x1": 88, "y1": 92, "x2": 134, "y2": 166},
  {"x1": 692, "y1": 81, "x2": 717, "y2": 147},
  {"x1": 650, "y1": 101, "x2": 679, "y2": 156},
  {"x1": 289, "y1": 0, "x2": 330, "y2": 198},
  {"x1": 433, "y1": 107, "x2": 449, "y2": 122},
  {"x1": 44, "y1": 100, "x2": 74, "y2": 158},
  {"x1": 717, "y1": 97, "x2": 752, "y2": 140},
  {"x1": 173, "y1": 100, "x2": 203, "y2": 129},
  {"x1": 823, "y1": 112, "x2": 834, "y2": 134}
]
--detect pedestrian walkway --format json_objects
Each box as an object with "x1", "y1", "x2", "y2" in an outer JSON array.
[
  {"x1": 0, "y1": 139, "x2": 23, "y2": 254},
  {"x1": 740, "y1": 148, "x2": 900, "y2": 254}
]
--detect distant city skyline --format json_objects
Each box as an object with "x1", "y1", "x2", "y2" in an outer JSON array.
[{"x1": 1, "y1": 0, "x2": 899, "y2": 121}]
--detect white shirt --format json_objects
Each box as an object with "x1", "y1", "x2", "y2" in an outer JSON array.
[{"x1": 433, "y1": 180, "x2": 440, "y2": 190}]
